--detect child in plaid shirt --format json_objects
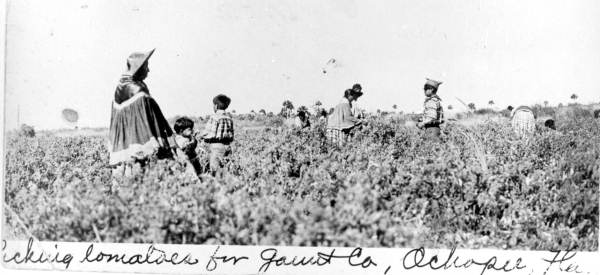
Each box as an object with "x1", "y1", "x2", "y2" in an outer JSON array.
[
  {"x1": 174, "y1": 117, "x2": 203, "y2": 176},
  {"x1": 199, "y1": 94, "x2": 234, "y2": 175}
]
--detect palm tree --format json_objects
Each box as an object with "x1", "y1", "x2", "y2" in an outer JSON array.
[
  {"x1": 468, "y1": 103, "x2": 476, "y2": 111},
  {"x1": 543, "y1": 100, "x2": 549, "y2": 107},
  {"x1": 488, "y1": 100, "x2": 495, "y2": 107},
  {"x1": 570, "y1": 94, "x2": 578, "y2": 102},
  {"x1": 392, "y1": 104, "x2": 397, "y2": 111}
]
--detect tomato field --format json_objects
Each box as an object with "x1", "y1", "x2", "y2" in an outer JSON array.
[{"x1": 3, "y1": 112, "x2": 599, "y2": 250}]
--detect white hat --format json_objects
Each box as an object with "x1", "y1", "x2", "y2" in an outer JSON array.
[{"x1": 125, "y1": 48, "x2": 155, "y2": 75}]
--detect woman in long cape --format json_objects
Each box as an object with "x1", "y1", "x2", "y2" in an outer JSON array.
[{"x1": 108, "y1": 49, "x2": 176, "y2": 167}]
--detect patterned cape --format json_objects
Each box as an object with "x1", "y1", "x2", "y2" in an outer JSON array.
[
  {"x1": 108, "y1": 75, "x2": 175, "y2": 165},
  {"x1": 422, "y1": 95, "x2": 444, "y2": 126}
]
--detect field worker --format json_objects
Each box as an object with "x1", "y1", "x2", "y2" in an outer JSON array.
[
  {"x1": 510, "y1": 105, "x2": 536, "y2": 138},
  {"x1": 351, "y1": 83, "x2": 366, "y2": 119},
  {"x1": 416, "y1": 78, "x2": 444, "y2": 141},
  {"x1": 174, "y1": 117, "x2": 203, "y2": 176},
  {"x1": 109, "y1": 49, "x2": 177, "y2": 177},
  {"x1": 294, "y1": 109, "x2": 311, "y2": 129},
  {"x1": 199, "y1": 94, "x2": 234, "y2": 175},
  {"x1": 544, "y1": 119, "x2": 556, "y2": 130},
  {"x1": 326, "y1": 88, "x2": 364, "y2": 146}
]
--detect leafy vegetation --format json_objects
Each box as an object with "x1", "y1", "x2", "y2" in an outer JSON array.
[{"x1": 3, "y1": 113, "x2": 599, "y2": 250}]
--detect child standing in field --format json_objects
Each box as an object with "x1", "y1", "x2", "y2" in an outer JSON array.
[
  {"x1": 326, "y1": 88, "x2": 364, "y2": 146},
  {"x1": 416, "y1": 78, "x2": 444, "y2": 141},
  {"x1": 199, "y1": 94, "x2": 234, "y2": 175},
  {"x1": 174, "y1": 117, "x2": 203, "y2": 176}
]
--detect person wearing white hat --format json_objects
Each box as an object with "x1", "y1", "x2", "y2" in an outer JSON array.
[
  {"x1": 108, "y1": 49, "x2": 177, "y2": 176},
  {"x1": 417, "y1": 78, "x2": 444, "y2": 141}
]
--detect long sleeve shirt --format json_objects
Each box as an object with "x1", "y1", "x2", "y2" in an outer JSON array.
[
  {"x1": 421, "y1": 95, "x2": 444, "y2": 126},
  {"x1": 200, "y1": 110, "x2": 234, "y2": 144},
  {"x1": 327, "y1": 98, "x2": 360, "y2": 130}
]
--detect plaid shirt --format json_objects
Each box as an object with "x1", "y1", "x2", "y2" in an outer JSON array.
[{"x1": 200, "y1": 110, "x2": 234, "y2": 144}]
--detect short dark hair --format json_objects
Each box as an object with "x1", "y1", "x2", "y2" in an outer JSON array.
[
  {"x1": 507, "y1": 105, "x2": 514, "y2": 111},
  {"x1": 297, "y1": 110, "x2": 307, "y2": 118},
  {"x1": 544, "y1": 119, "x2": 556, "y2": 130},
  {"x1": 213, "y1": 94, "x2": 231, "y2": 110},
  {"x1": 174, "y1": 117, "x2": 194, "y2": 134},
  {"x1": 320, "y1": 109, "x2": 328, "y2": 117},
  {"x1": 352, "y1": 83, "x2": 362, "y2": 91}
]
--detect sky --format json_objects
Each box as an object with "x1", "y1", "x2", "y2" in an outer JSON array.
[{"x1": 3, "y1": 0, "x2": 600, "y2": 130}]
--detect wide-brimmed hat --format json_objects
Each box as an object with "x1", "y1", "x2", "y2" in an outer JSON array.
[
  {"x1": 425, "y1": 78, "x2": 443, "y2": 89},
  {"x1": 125, "y1": 48, "x2": 155, "y2": 75}
]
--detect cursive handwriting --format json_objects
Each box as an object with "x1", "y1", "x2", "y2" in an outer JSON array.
[
  {"x1": 205, "y1": 246, "x2": 249, "y2": 271},
  {"x1": 2, "y1": 238, "x2": 74, "y2": 269},
  {"x1": 403, "y1": 247, "x2": 526, "y2": 275},
  {"x1": 80, "y1": 243, "x2": 198, "y2": 265},
  {"x1": 7, "y1": 238, "x2": 593, "y2": 275},
  {"x1": 542, "y1": 249, "x2": 583, "y2": 275},
  {"x1": 259, "y1": 247, "x2": 377, "y2": 272}
]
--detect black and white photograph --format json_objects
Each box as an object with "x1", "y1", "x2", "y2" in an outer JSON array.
[{"x1": 1, "y1": 1, "x2": 599, "y2": 273}]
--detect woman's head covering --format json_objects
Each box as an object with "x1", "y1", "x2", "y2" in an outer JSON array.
[
  {"x1": 425, "y1": 78, "x2": 443, "y2": 90},
  {"x1": 125, "y1": 49, "x2": 155, "y2": 76}
]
